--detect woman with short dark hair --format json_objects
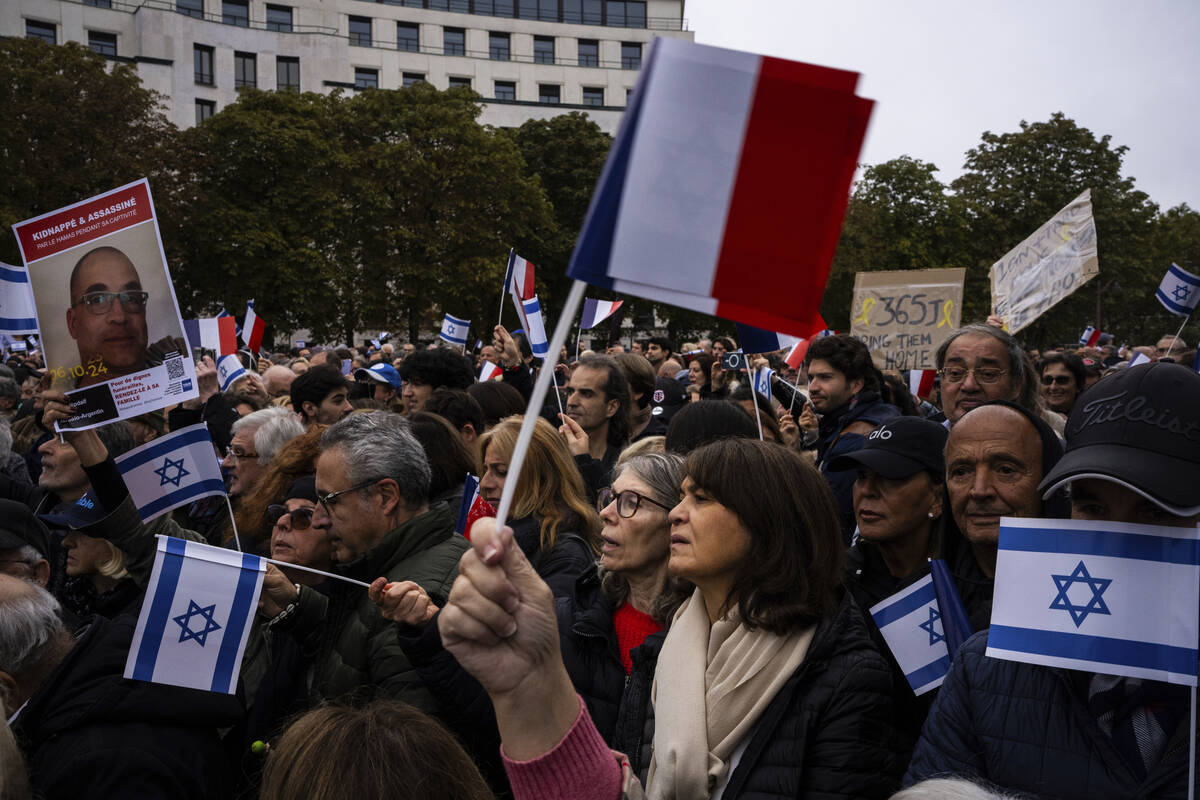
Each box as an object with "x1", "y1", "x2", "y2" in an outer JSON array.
[{"x1": 1038, "y1": 353, "x2": 1086, "y2": 415}]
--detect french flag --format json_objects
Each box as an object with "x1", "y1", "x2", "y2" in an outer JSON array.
[
  {"x1": 784, "y1": 340, "x2": 808, "y2": 372},
  {"x1": 579, "y1": 297, "x2": 623, "y2": 330},
  {"x1": 735, "y1": 322, "x2": 801, "y2": 356},
  {"x1": 1078, "y1": 326, "x2": 1102, "y2": 347},
  {"x1": 241, "y1": 302, "x2": 265, "y2": 353},
  {"x1": 478, "y1": 360, "x2": 502, "y2": 382},
  {"x1": 567, "y1": 38, "x2": 872, "y2": 338},
  {"x1": 909, "y1": 369, "x2": 936, "y2": 399},
  {"x1": 455, "y1": 474, "x2": 495, "y2": 539},
  {"x1": 183, "y1": 317, "x2": 238, "y2": 356},
  {"x1": 505, "y1": 250, "x2": 536, "y2": 301}
]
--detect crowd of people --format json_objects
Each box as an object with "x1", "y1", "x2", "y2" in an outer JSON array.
[{"x1": 0, "y1": 317, "x2": 1197, "y2": 799}]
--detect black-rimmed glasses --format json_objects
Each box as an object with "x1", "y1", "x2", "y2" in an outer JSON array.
[
  {"x1": 266, "y1": 504, "x2": 315, "y2": 530},
  {"x1": 597, "y1": 487, "x2": 673, "y2": 518},
  {"x1": 317, "y1": 478, "x2": 382, "y2": 511},
  {"x1": 74, "y1": 290, "x2": 149, "y2": 315}
]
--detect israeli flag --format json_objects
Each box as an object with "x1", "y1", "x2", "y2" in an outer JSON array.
[
  {"x1": 870, "y1": 573, "x2": 952, "y2": 695},
  {"x1": 521, "y1": 297, "x2": 550, "y2": 358},
  {"x1": 1155, "y1": 262, "x2": 1200, "y2": 317},
  {"x1": 125, "y1": 536, "x2": 264, "y2": 694},
  {"x1": 113, "y1": 424, "x2": 227, "y2": 523},
  {"x1": 216, "y1": 354, "x2": 246, "y2": 392},
  {"x1": 440, "y1": 313, "x2": 470, "y2": 350},
  {"x1": 0, "y1": 263, "x2": 39, "y2": 335},
  {"x1": 988, "y1": 516, "x2": 1200, "y2": 686},
  {"x1": 752, "y1": 366, "x2": 775, "y2": 402}
]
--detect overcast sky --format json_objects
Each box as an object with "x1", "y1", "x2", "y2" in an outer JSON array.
[{"x1": 685, "y1": 0, "x2": 1200, "y2": 211}]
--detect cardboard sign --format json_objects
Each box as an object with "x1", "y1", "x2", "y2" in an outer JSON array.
[
  {"x1": 12, "y1": 179, "x2": 198, "y2": 430},
  {"x1": 849, "y1": 268, "x2": 965, "y2": 370},
  {"x1": 990, "y1": 189, "x2": 1099, "y2": 334}
]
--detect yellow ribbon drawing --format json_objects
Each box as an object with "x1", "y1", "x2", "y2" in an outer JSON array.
[
  {"x1": 853, "y1": 297, "x2": 876, "y2": 326},
  {"x1": 937, "y1": 300, "x2": 955, "y2": 328}
]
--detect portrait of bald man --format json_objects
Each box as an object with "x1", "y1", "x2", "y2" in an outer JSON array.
[{"x1": 65, "y1": 246, "x2": 150, "y2": 386}]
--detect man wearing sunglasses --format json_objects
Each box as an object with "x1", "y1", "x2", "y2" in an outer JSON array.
[{"x1": 65, "y1": 246, "x2": 150, "y2": 387}]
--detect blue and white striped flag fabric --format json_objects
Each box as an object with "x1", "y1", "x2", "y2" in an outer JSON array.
[
  {"x1": 870, "y1": 573, "x2": 952, "y2": 695},
  {"x1": 752, "y1": 367, "x2": 775, "y2": 402},
  {"x1": 1155, "y1": 263, "x2": 1200, "y2": 317},
  {"x1": 124, "y1": 536, "x2": 264, "y2": 694},
  {"x1": 988, "y1": 516, "x2": 1200, "y2": 686},
  {"x1": 521, "y1": 297, "x2": 550, "y2": 358},
  {"x1": 216, "y1": 354, "x2": 246, "y2": 392},
  {"x1": 113, "y1": 424, "x2": 227, "y2": 523},
  {"x1": 440, "y1": 313, "x2": 470, "y2": 349},
  {"x1": 0, "y1": 262, "x2": 39, "y2": 335}
]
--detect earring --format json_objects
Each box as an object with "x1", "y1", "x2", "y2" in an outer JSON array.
[{"x1": 927, "y1": 511, "x2": 936, "y2": 518}]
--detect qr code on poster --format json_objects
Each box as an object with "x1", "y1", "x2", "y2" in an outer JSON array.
[{"x1": 165, "y1": 357, "x2": 185, "y2": 380}]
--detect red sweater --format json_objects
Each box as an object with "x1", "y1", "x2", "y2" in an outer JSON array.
[{"x1": 612, "y1": 602, "x2": 662, "y2": 675}]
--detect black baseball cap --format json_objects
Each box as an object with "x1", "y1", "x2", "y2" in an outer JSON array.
[
  {"x1": 828, "y1": 416, "x2": 949, "y2": 480},
  {"x1": 37, "y1": 491, "x2": 108, "y2": 531},
  {"x1": 651, "y1": 377, "x2": 687, "y2": 423},
  {"x1": 0, "y1": 499, "x2": 52, "y2": 557},
  {"x1": 1039, "y1": 362, "x2": 1200, "y2": 515}
]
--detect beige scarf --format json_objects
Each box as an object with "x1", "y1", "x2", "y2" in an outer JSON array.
[{"x1": 645, "y1": 587, "x2": 815, "y2": 800}]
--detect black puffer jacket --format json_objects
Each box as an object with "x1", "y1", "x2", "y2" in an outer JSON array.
[
  {"x1": 906, "y1": 630, "x2": 1198, "y2": 798},
  {"x1": 12, "y1": 615, "x2": 243, "y2": 799}
]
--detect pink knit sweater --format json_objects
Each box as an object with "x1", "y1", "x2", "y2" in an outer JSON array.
[{"x1": 501, "y1": 697, "x2": 626, "y2": 800}]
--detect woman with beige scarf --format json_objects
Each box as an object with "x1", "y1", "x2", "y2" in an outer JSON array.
[{"x1": 440, "y1": 438, "x2": 905, "y2": 799}]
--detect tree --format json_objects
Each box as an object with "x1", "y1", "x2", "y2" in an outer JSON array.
[{"x1": 0, "y1": 39, "x2": 175, "y2": 265}]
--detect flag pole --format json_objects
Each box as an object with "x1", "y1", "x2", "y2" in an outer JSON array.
[
  {"x1": 575, "y1": 325, "x2": 581, "y2": 362},
  {"x1": 1167, "y1": 313, "x2": 1190, "y2": 360},
  {"x1": 223, "y1": 494, "x2": 243, "y2": 552},
  {"x1": 749, "y1": 364, "x2": 765, "y2": 442},
  {"x1": 263, "y1": 557, "x2": 372, "y2": 589},
  {"x1": 494, "y1": 280, "x2": 586, "y2": 529},
  {"x1": 550, "y1": 369, "x2": 566, "y2": 417}
]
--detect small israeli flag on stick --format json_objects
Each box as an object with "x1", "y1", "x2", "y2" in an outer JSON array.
[
  {"x1": 125, "y1": 536, "x2": 265, "y2": 694},
  {"x1": 216, "y1": 354, "x2": 246, "y2": 392},
  {"x1": 1156, "y1": 263, "x2": 1200, "y2": 317},
  {"x1": 439, "y1": 313, "x2": 470, "y2": 351},
  {"x1": 870, "y1": 573, "x2": 953, "y2": 695},
  {"x1": 113, "y1": 424, "x2": 227, "y2": 523}
]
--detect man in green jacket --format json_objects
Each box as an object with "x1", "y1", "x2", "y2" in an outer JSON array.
[{"x1": 260, "y1": 411, "x2": 467, "y2": 711}]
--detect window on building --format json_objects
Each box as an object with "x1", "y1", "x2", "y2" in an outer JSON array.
[
  {"x1": 25, "y1": 20, "x2": 56, "y2": 44},
  {"x1": 194, "y1": 44, "x2": 215, "y2": 85},
  {"x1": 488, "y1": 32, "x2": 509, "y2": 61},
  {"x1": 177, "y1": 0, "x2": 204, "y2": 19},
  {"x1": 400, "y1": 0, "x2": 422, "y2": 6},
  {"x1": 222, "y1": 0, "x2": 249, "y2": 27},
  {"x1": 234, "y1": 51, "x2": 257, "y2": 88},
  {"x1": 582, "y1": 0, "x2": 602, "y2": 25},
  {"x1": 402, "y1": 72, "x2": 425, "y2": 88},
  {"x1": 448, "y1": 76, "x2": 472, "y2": 89},
  {"x1": 561, "y1": 0, "x2": 581, "y2": 22},
  {"x1": 474, "y1": 0, "x2": 515, "y2": 16},
  {"x1": 493, "y1": 80, "x2": 515, "y2": 101},
  {"x1": 397, "y1": 22, "x2": 419, "y2": 52},
  {"x1": 538, "y1": 0, "x2": 556, "y2": 21},
  {"x1": 196, "y1": 99, "x2": 216, "y2": 125},
  {"x1": 88, "y1": 31, "x2": 118, "y2": 57},
  {"x1": 533, "y1": 36, "x2": 554, "y2": 65},
  {"x1": 348, "y1": 16, "x2": 371, "y2": 45},
  {"x1": 582, "y1": 86, "x2": 603, "y2": 106},
  {"x1": 354, "y1": 68, "x2": 379, "y2": 89},
  {"x1": 449, "y1": 0, "x2": 469, "y2": 10},
  {"x1": 83, "y1": 0, "x2": 113, "y2": 8},
  {"x1": 620, "y1": 41, "x2": 641, "y2": 70},
  {"x1": 277, "y1": 56, "x2": 300, "y2": 91},
  {"x1": 577, "y1": 38, "x2": 598, "y2": 67},
  {"x1": 443, "y1": 27, "x2": 465, "y2": 56},
  {"x1": 605, "y1": 1, "x2": 645, "y2": 27},
  {"x1": 538, "y1": 83, "x2": 560, "y2": 104},
  {"x1": 517, "y1": 0, "x2": 536, "y2": 20},
  {"x1": 265, "y1": 4, "x2": 292, "y2": 31}
]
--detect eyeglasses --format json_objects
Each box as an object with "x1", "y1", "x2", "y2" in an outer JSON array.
[
  {"x1": 74, "y1": 290, "x2": 149, "y2": 316},
  {"x1": 267, "y1": 504, "x2": 315, "y2": 530},
  {"x1": 226, "y1": 447, "x2": 258, "y2": 461},
  {"x1": 317, "y1": 478, "x2": 382, "y2": 511},
  {"x1": 1041, "y1": 374, "x2": 1074, "y2": 386},
  {"x1": 938, "y1": 366, "x2": 1009, "y2": 385},
  {"x1": 597, "y1": 487, "x2": 673, "y2": 518}
]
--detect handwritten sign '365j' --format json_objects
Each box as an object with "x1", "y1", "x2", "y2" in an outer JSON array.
[{"x1": 849, "y1": 268, "x2": 965, "y2": 370}]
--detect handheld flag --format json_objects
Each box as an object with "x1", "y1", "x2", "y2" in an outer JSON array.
[
  {"x1": 735, "y1": 322, "x2": 801, "y2": 356},
  {"x1": 929, "y1": 558, "x2": 972, "y2": 657},
  {"x1": 125, "y1": 536, "x2": 264, "y2": 694},
  {"x1": 505, "y1": 250, "x2": 536, "y2": 301},
  {"x1": 1129, "y1": 352, "x2": 1152, "y2": 367},
  {"x1": 183, "y1": 317, "x2": 238, "y2": 356},
  {"x1": 0, "y1": 263, "x2": 38, "y2": 335},
  {"x1": 567, "y1": 38, "x2": 872, "y2": 338},
  {"x1": 909, "y1": 369, "x2": 936, "y2": 399},
  {"x1": 478, "y1": 360, "x2": 502, "y2": 382},
  {"x1": 752, "y1": 367, "x2": 775, "y2": 402},
  {"x1": 1155, "y1": 263, "x2": 1200, "y2": 317},
  {"x1": 113, "y1": 424, "x2": 228, "y2": 523},
  {"x1": 1078, "y1": 326, "x2": 1103, "y2": 347},
  {"x1": 241, "y1": 301, "x2": 265, "y2": 353},
  {"x1": 784, "y1": 340, "x2": 809, "y2": 372},
  {"x1": 455, "y1": 474, "x2": 495, "y2": 539},
  {"x1": 870, "y1": 573, "x2": 952, "y2": 695},
  {"x1": 440, "y1": 313, "x2": 470, "y2": 350},
  {"x1": 988, "y1": 516, "x2": 1200, "y2": 686},
  {"x1": 520, "y1": 297, "x2": 550, "y2": 358},
  {"x1": 217, "y1": 307, "x2": 243, "y2": 340},
  {"x1": 579, "y1": 298, "x2": 624, "y2": 330},
  {"x1": 216, "y1": 354, "x2": 246, "y2": 392}
]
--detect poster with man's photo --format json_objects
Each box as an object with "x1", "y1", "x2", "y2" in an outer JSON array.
[{"x1": 12, "y1": 179, "x2": 198, "y2": 431}]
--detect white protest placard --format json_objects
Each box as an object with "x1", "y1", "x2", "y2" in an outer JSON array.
[
  {"x1": 849, "y1": 268, "x2": 965, "y2": 370},
  {"x1": 11, "y1": 179, "x2": 198, "y2": 430},
  {"x1": 990, "y1": 189, "x2": 1099, "y2": 334}
]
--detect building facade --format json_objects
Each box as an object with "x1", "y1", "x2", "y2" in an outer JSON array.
[{"x1": 6, "y1": 0, "x2": 691, "y2": 132}]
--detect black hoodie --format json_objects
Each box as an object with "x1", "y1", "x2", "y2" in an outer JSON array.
[{"x1": 12, "y1": 614, "x2": 243, "y2": 800}]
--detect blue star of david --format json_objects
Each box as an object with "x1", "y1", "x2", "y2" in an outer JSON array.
[
  {"x1": 1173, "y1": 284, "x2": 1192, "y2": 302},
  {"x1": 918, "y1": 606, "x2": 945, "y2": 646},
  {"x1": 1049, "y1": 561, "x2": 1112, "y2": 627},
  {"x1": 172, "y1": 600, "x2": 222, "y2": 646},
  {"x1": 154, "y1": 456, "x2": 189, "y2": 487}
]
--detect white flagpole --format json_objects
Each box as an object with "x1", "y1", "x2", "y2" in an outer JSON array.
[
  {"x1": 788, "y1": 372, "x2": 805, "y2": 415},
  {"x1": 1167, "y1": 313, "x2": 1190, "y2": 360},
  {"x1": 264, "y1": 557, "x2": 372, "y2": 589},
  {"x1": 223, "y1": 494, "x2": 243, "y2": 552},
  {"x1": 550, "y1": 369, "x2": 566, "y2": 417},
  {"x1": 575, "y1": 325, "x2": 581, "y2": 362},
  {"x1": 749, "y1": 364, "x2": 765, "y2": 442},
  {"x1": 494, "y1": 280, "x2": 586, "y2": 529}
]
